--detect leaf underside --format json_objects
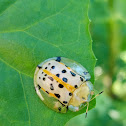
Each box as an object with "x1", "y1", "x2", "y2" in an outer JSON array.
[{"x1": 0, "y1": 0, "x2": 96, "y2": 126}]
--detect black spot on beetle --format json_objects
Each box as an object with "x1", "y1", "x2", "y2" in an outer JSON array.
[
  {"x1": 62, "y1": 104, "x2": 65, "y2": 107},
  {"x1": 62, "y1": 77, "x2": 68, "y2": 83},
  {"x1": 37, "y1": 65, "x2": 42, "y2": 69},
  {"x1": 44, "y1": 74, "x2": 47, "y2": 76},
  {"x1": 51, "y1": 66, "x2": 55, "y2": 69},
  {"x1": 45, "y1": 67, "x2": 48, "y2": 69},
  {"x1": 58, "y1": 107, "x2": 61, "y2": 111},
  {"x1": 54, "y1": 93, "x2": 60, "y2": 98},
  {"x1": 63, "y1": 101, "x2": 68, "y2": 104},
  {"x1": 80, "y1": 77, "x2": 84, "y2": 82},
  {"x1": 65, "y1": 65, "x2": 68, "y2": 67},
  {"x1": 62, "y1": 70, "x2": 67, "y2": 73},
  {"x1": 48, "y1": 77, "x2": 54, "y2": 81},
  {"x1": 69, "y1": 93, "x2": 72, "y2": 96},
  {"x1": 86, "y1": 78, "x2": 90, "y2": 81},
  {"x1": 50, "y1": 84, "x2": 54, "y2": 90},
  {"x1": 70, "y1": 71, "x2": 76, "y2": 76},
  {"x1": 56, "y1": 57, "x2": 61, "y2": 62},
  {"x1": 43, "y1": 78, "x2": 46, "y2": 81},
  {"x1": 39, "y1": 77, "x2": 41, "y2": 79},
  {"x1": 58, "y1": 84, "x2": 64, "y2": 88},
  {"x1": 82, "y1": 97, "x2": 85, "y2": 100},
  {"x1": 66, "y1": 106, "x2": 68, "y2": 110},
  {"x1": 58, "y1": 100, "x2": 65, "y2": 107},
  {"x1": 46, "y1": 91, "x2": 49, "y2": 94},
  {"x1": 74, "y1": 85, "x2": 78, "y2": 88},
  {"x1": 83, "y1": 71, "x2": 89, "y2": 75},
  {"x1": 56, "y1": 74, "x2": 60, "y2": 77},
  {"x1": 42, "y1": 72, "x2": 43, "y2": 74},
  {"x1": 48, "y1": 63, "x2": 51, "y2": 65},
  {"x1": 37, "y1": 85, "x2": 41, "y2": 89}
]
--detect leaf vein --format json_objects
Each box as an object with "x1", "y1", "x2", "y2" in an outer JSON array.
[
  {"x1": 19, "y1": 73, "x2": 31, "y2": 126},
  {"x1": 23, "y1": 31, "x2": 66, "y2": 55},
  {"x1": 23, "y1": 1, "x2": 72, "y2": 30},
  {"x1": 0, "y1": 57, "x2": 32, "y2": 78},
  {"x1": 0, "y1": 0, "x2": 18, "y2": 17}
]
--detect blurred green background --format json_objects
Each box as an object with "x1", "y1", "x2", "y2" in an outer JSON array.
[{"x1": 66, "y1": 0, "x2": 126, "y2": 126}]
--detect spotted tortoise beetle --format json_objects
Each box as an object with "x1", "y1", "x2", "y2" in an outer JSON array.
[{"x1": 34, "y1": 57, "x2": 103, "y2": 117}]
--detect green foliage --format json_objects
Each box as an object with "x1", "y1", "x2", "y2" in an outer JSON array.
[
  {"x1": 66, "y1": 0, "x2": 126, "y2": 125},
  {"x1": 0, "y1": 0, "x2": 96, "y2": 126},
  {"x1": 66, "y1": 95, "x2": 124, "y2": 126},
  {"x1": 89, "y1": 0, "x2": 126, "y2": 98}
]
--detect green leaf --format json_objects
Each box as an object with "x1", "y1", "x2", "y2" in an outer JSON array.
[{"x1": 0, "y1": 0, "x2": 96, "y2": 126}]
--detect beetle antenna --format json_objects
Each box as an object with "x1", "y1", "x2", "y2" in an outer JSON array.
[
  {"x1": 85, "y1": 102, "x2": 89, "y2": 118},
  {"x1": 90, "y1": 91, "x2": 104, "y2": 102}
]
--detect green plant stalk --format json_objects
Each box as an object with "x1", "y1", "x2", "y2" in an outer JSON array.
[{"x1": 108, "y1": 0, "x2": 121, "y2": 98}]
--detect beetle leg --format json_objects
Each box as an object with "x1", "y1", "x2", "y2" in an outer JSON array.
[
  {"x1": 89, "y1": 91, "x2": 104, "y2": 102},
  {"x1": 85, "y1": 102, "x2": 89, "y2": 118}
]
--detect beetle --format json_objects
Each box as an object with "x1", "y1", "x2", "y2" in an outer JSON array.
[{"x1": 34, "y1": 57, "x2": 103, "y2": 117}]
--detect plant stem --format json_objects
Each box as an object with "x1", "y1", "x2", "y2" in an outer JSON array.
[{"x1": 108, "y1": 0, "x2": 120, "y2": 98}]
